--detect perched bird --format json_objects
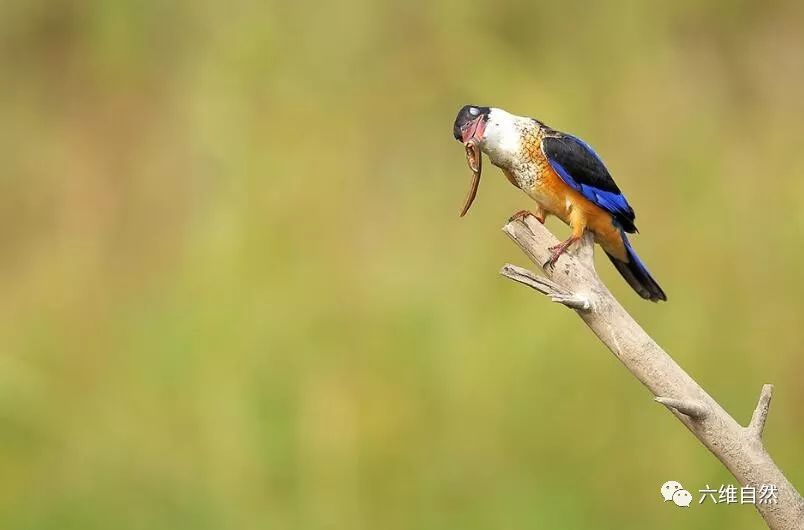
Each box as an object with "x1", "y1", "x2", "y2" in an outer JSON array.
[{"x1": 453, "y1": 105, "x2": 666, "y2": 302}]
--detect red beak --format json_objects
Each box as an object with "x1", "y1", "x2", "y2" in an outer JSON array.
[{"x1": 460, "y1": 115, "x2": 487, "y2": 144}]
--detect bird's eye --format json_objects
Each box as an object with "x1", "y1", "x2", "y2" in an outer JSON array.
[{"x1": 469, "y1": 107, "x2": 479, "y2": 116}]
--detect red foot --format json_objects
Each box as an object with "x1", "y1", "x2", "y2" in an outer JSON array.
[
  {"x1": 509, "y1": 210, "x2": 545, "y2": 224},
  {"x1": 543, "y1": 236, "x2": 579, "y2": 270}
]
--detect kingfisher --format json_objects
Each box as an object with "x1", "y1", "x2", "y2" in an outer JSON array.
[{"x1": 453, "y1": 105, "x2": 666, "y2": 302}]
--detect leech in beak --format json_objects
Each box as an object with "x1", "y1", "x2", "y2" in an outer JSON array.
[{"x1": 459, "y1": 140, "x2": 482, "y2": 217}]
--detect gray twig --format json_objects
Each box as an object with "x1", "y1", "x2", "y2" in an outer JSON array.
[
  {"x1": 654, "y1": 396, "x2": 709, "y2": 419},
  {"x1": 748, "y1": 384, "x2": 774, "y2": 439},
  {"x1": 500, "y1": 264, "x2": 592, "y2": 311}
]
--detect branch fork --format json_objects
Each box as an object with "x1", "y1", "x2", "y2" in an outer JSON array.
[{"x1": 500, "y1": 264, "x2": 592, "y2": 311}]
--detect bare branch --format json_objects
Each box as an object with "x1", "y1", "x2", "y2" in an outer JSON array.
[
  {"x1": 654, "y1": 396, "x2": 709, "y2": 420},
  {"x1": 748, "y1": 384, "x2": 774, "y2": 439},
  {"x1": 500, "y1": 264, "x2": 592, "y2": 311},
  {"x1": 500, "y1": 218, "x2": 804, "y2": 530}
]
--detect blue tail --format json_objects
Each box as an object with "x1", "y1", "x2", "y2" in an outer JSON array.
[{"x1": 606, "y1": 234, "x2": 667, "y2": 302}]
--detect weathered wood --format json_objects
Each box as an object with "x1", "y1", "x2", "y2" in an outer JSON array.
[{"x1": 500, "y1": 216, "x2": 804, "y2": 529}]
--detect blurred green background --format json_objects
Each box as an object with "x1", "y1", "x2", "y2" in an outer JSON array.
[{"x1": 1, "y1": 0, "x2": 802, "y2": 528}]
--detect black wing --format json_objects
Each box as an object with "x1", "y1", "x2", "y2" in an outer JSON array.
[{"x1": 542, "y1": 133, "x2": 637, "y2": 233}]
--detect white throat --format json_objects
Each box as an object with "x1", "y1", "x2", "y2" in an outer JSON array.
[{"x1": 480, "y1": 108, "x2": 528, "y2": 168}]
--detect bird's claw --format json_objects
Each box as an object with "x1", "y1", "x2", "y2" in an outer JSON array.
[
  {"x1": 508, "y1": 209, "x2": 545, "y2": 224},
  {"x1": 543, "y1": 244, "x2": 562, "y2": 270},
  {"x1": 542, "y1": 237, "x2": 579, "y2": 271}
]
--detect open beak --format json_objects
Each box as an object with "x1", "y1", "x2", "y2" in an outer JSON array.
[
  {"x1": 459, "y1": 116, "x2": 486, "y2": 217},
  {"x1": 460, "y1": 115, "x2": 486, "y2": 145}
]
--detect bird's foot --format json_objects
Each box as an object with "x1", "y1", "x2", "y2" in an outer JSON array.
[
  {"x1": 543, "y1": 236, "x2": 580, "y2": 271},
  {"x1": 508, "y1": 209, "x2": 545, "y2": 224}
]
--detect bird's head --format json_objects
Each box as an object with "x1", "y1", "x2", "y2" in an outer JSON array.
[
  {"x1": 453, "y1": 105, "x2": 532, "y2": 215},
  {"x1": 453, "y1": 105, "x2": 491, "y2": 145},
  {"x1": 454, "y1": 105, "x2": 528, "y2": 162}
]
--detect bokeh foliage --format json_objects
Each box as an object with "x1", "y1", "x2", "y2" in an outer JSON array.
[{"x1": 1, "y1": 0, "x2": 803, "y2": 528}]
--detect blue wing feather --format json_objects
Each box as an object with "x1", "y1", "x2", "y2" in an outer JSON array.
[
  {"x1": 549, "y1": 160, "x2": 581, "y2": 192},
  {"x1": 585, "y1": 187, "x2": 632, "y2": 218},
  {"x1": 542, "y1": 134, "x2": 637, "y2": 232}
]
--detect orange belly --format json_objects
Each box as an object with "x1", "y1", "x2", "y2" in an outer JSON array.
[{"x1": 525, "y1": 165, "x2": 628, "y2": 262}]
